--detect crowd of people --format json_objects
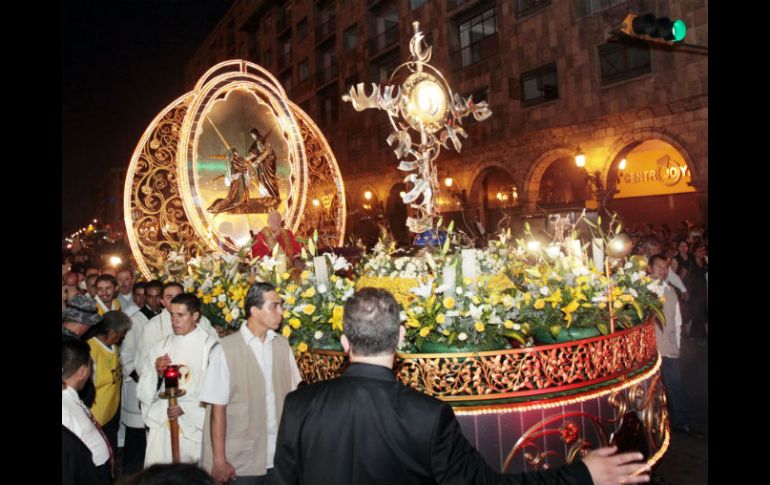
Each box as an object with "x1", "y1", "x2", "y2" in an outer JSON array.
[{"x1": 63, "y1": 218, "x2": 706, "y2": 485}]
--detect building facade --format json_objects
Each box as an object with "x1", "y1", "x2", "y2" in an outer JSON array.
[{"x1": 186, "y1": 0, "x2": 707, "y2": 243}]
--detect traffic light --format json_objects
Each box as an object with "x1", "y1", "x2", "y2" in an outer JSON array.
[{"x1": 619, "y1": 13, "x2": 687, "y2": 44}]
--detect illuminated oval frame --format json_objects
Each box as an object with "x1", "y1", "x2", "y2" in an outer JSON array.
[
  {"x1": 125, "y1": 60, "x2": 346, "y2": 278},
  {"x1": 179, "y1": 61, "x2": 307, "y2": 253}
]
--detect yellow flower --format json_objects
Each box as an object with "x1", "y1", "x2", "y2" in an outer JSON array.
[
  {"x1": 333, "y1": 306, "x2": 344, "y2": 319},
  {"x1": 283, "y1": 309, "x2": 290, "y2": 318},
  {"x1": 614, "y1": 300, "x2": 624, "y2": 309},
  {"x1": 502, "y1": 295, "x2": 515, "y2": 309},
  {"x1": 419, "y1": 326, "x2": 431, "y2": 337},
  {"x1": 472, "y1": 296, "x2": 481, "y2": 305},
  {"x1": 599, "y1": 302, "x2": 607, "y2": 309},
  {"x1": 301, "y1": 287, "x2": 316, "y2": 298},
  {"x1": 619, "y1": 294, "x2": 635, "y2": 303},
  {"x1": 406, "y1": 318, "x2": 420, "y2": 328},
  {"x1": 286, "y1": 283, "x2": 298, "y2": 293},
  {"x1": 436, "y1": 314, "x2": 446, "y2": 325},
  {"x1": 474, "y1": 321, "x2": 485, "y2": 332},
  {"x1": 196, "y1": 290, "x2": 204, "y2": 297},
  {"x1": 442, "y1": 329, "x2": 450, "y2": 336},
  {"x1": 203, "y1": 296, "x2": 212, "y2": 304},
  {"x1": 217, "y1": 301, "x2": 226, "y2": 308},
  {"x1": 503, "y1": 320, "x2": 514, "y2": 329},
  {"x1": 303, "y1": 304, "x2": 316, "y2": 315},
  {"x1": 282, "y1": 326, "x2": 291, "y2": 338},
  {"x1": 297, "y1": 342, "x2": 308, "y2": 353},
  {"x1": 443, "y1": 297, "x2": 456, "y2": 309},
  {"x1": 300, "y1": 270, "x2": 310, "y2": 281},
  {"x1": 523, "y1": 292, "x2": 532, "y2": 305},
  {"x1": 286, "y1": 295, "x2": 297, "y2": 305},
  {"x1": 562, "y1": 300, "x2": 580, "y2": 314},
  {"x1": 463, "y1": 277, "x2": 473, "y2": 286},
  {"x1": 534, "y1": 298, "x2": 545, "y2": 309},
  {"x1": 281, "y1": 272, "x2": 291, "y2": 281},
  {"x1": 225, "y1": 314, "x2": 233, "y2": 323},
  {"x1": 576, "y1": 275, "x2": 588, "y2": 285},
  {"x1": 289, "y1": 318, "x2": 302, "y2": 329},
  {"x1": 581, "y1": 303, "x2": 593, "y2": 308}
]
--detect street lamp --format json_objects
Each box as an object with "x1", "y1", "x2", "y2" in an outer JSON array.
[{"x1": 574, "y1": 146, "x2": 586, "y2": 168}]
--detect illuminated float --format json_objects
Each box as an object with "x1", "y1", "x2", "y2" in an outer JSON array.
[{"x1": 125, "y1": 24, "x2": 668, "y2": 476}]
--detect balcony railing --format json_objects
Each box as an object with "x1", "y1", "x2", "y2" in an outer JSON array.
[
  {"x1": 367, "y1": 24, "x2": 399, "y2": 56},
  {"x1": 316, "y1": 63, "x2": 339, "y2": 87},
  {"x1": 450, "y1": 33, "x2": 499, "y2": 70},
  {"x1": 277, "y1": 50, "x2": 292, "y2": 72},
  {"x1": 315, "y1": 16, "x2": 336, "y2": 42}
]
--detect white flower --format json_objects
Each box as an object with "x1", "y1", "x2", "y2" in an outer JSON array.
[
  {"x1": 231, "y1": 308, "x2": 240, "y2": 319},
  {"x1": 458, "y1": 332, "x2": 468, "y2": 341},
  {"x1": 406, "y1": 263, "x2": 416, "y2": 273},
  {"x1": 631, "y1": 271, "x2": 646, "y2": 283},
  {"x1": 218, "y1": 294, "x2": 227, "y2": 303},
  {"x1": 647, "y1": 280, "x2": 666, "y2": 297},
  {"x1": 314, "y1": 331, "x2": 323, "y2": 340},
  {"x1": 409, "y1": 278, "x2": 434, "y2": 299},
  {"x1": 573, "y1": 266, "x2": 589, "y2": 277},
  {"x1": 342, "y1": 287, "x2": 354, "y2": 300},
  {"x1": 539, "y1": 287, "x2": 551, "y2": 296},
  {"x1": 435, "y1": 284, "x2": 448, "y2": 294},
  {"x1": 399, "y1": 311, "x2": 407, "y2": 322},
  {"x1": 488, "y1": 314, "x2": 502, "y2": 325},
  {"x1": 412, "y1": 306, "x2": 424, "y2": 316},
  {"x1": 260, "y1": 256, "x2": 277, "y2": 271},
  {"x1": 446, "y1": 310, "x2": 460, "y2": 318},
  {"x1": 592, "y1": 295, "x2": 607, "y2": 303},
  {"x1": 456, "y1": 287, "x2": 464, "y2": 295},
  {"x1": 317, "y1": 284, "x2": 328, "y2": 294},
  {"x1": 395, "y1": 258, "x2": 406, "y2": 270},
  {"x1": 513, "y1": 323, "x2": 521, "y2": 331},
  {"x1": 469, "y1": 303, "x2": 484, "y2": 320},
  {"x1": 629, "y1": 288, "x2": 638, "y2": 298}
]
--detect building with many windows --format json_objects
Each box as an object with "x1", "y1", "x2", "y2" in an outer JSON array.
[{"x1": 186, "y1": 0, "x2": 707, "y2": 244}]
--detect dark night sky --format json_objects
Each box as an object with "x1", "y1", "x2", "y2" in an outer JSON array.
[{"x1": 62, "y1": 0, "x2": 234, "y2": 238}]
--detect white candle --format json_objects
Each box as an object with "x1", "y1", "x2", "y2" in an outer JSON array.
[
  {"x1": 461, "y1": 249, "x2": 477, "y2": 287},
  {"x1": 567, "y1": 239, "x2": 582, "y2": 261},
  {"x1": 442, "y1": 264, "x2": 456, "y2": 296},
  {"x1": 592, "y1": 238, "x2": 604, "y2": 271},
  {"x1": 314, "y1": 256, "x2": 329, "y2": 286}
]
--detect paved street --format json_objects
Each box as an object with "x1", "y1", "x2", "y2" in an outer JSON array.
[{"x1": 653, "y1": 336, "x2": 708, "y2": 485}]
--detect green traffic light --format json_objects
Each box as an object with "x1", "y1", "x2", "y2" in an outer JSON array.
[{"x1": 672, "y1": 19, "x2": 687, "y2": 42}]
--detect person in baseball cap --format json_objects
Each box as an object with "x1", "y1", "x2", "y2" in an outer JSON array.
[{"x1": 63, "y1": 295, "x2": 102, "y2": 340}]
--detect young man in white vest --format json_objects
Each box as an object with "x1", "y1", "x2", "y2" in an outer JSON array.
[
  {"x1": 200, "y1": 282, "x2": 302, "y2": 485},
  {"x1": 138, "y1": 293, "x2": 219, "y2": 466}
]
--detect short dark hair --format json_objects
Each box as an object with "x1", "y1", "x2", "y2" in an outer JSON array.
[
  {"x1": 171, "y1": 293, "x2": 201, "y2": 316},
  {"x1": 116, "y1": 463, "x2": 215, "y2": 485},
  {"x1": 163, "y1": 282, "x2": 184, "y2": 293},
  {"x1": 95, "y1": 274, "x2": 118, "y2": 287},
  {"x1": 145, "y1": 280, "x2": 164, "y2": 293},
  {"x1": 133, "y1": 282, "x2": 147, "y2": 292},
  {"x1": 62, "y1": 339, "x2": 91, "y2": 380},
  {"x1": 245, "y1": 282, "x2": 276, "y2": 316},
  {"x1": 343, "y1": 288, "x2": 401, "y2": 356},
  {"x1": 648, "y1": 254, "x2": 668, "y2": 268}
]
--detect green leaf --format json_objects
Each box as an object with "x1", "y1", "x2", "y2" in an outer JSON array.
[
  {"x1": 597, "y1": 215, "x2": 602, "y2": 227},
  {"x1": 597, "y1": 323, "x2": 609, "y2": 335},
  {"x1": 615, "y1": 224, "x2": 622, "y2": 235},
  {"x1": 313, "y1": 229, "x2": 319, "y2": 243},
  {"x1": 442, "y1": 237, "x2": 450, "y2": 255},
  {"x1": 447, "y1": 220, "x2": 455, "y2": 233},
  {"x1": 448, "y1": 331, "x2": 457, "y2": 345},
  {"x1": 524, "y1": 221, "x2": 531, "y2": 233},
  {"x1": 549, "y1": 325, "x2": 562, "y2": 338},
  {"x1": 504, "y1": 331, "x2": 526, "y2": 345}
]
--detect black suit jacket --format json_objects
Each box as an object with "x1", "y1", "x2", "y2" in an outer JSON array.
[
  {"x1": 275, "y1": 363, "x2": 593, "y2": 485},
  {"x1": 62, "y1": 426, "x2": 110, "y2": 485}
]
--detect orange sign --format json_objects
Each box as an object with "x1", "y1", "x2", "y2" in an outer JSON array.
[{"x1": 614, "y1": 150, "x2": 694, "y2": 199}]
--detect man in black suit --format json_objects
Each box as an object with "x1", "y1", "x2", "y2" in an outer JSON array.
[{"x1": 275, "y1": 288, "x2": 650, "y2": 485}]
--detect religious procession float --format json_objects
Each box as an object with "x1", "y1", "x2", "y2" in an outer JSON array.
[{"x1": 123, "y1": 23, "x2": 668, "y2": 476}]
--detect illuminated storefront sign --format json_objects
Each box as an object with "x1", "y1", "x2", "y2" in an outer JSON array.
[{"x1": 614, "y1": 150, "x2": 695, "y2": 199}]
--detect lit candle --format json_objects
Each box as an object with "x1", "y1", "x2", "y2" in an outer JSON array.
[{"x1": 164, "y1": 365, "x2": 179, "y2": 390}]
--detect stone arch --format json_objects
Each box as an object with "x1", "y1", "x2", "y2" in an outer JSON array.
[
  {"x1": 467, "y1": 162, "x2": 518, "y2": 235},
  {"x1": 601, "y1": 129, "x2": 699, "y2": 183},
  {"x1": 522, "y1": 146, "x2": 576, "y2": 212}
]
